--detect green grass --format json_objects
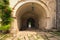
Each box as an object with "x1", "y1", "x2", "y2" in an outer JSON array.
[
  {"x1": 53, "y1": 32, "x2": 60, "y2": 36},
  {"x1": 49, "y1": 31, "x2": 60, "y2": 36}
]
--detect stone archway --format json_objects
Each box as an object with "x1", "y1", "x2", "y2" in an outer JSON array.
[
  {"x1": 16, "y1": 2, "x2": 47, "y2": 31},
  {"x1": 10, "y1": 1, "x2": 53, "y2": 33}
]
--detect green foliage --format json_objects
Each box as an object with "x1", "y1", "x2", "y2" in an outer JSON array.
[
  {"x1": 0, "y1": 24, "x2": 10, "y2": 30},
  {"x1": 3, "y1": 0, "x2": 9, "y2": 5},
  {"x1": 1, "y1": 6, "x2": 12, "y2": 25},
  {"x1": 0, "y1": 0, "x2": 12, "y2": 31}
]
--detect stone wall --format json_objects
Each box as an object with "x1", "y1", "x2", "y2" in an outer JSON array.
[
  {"x1": 41, "y1": 0, "x2": 56, "y2": 29},
  {"x1": 56, "y1": 0, "x2": 60, "y2": 31},
  {"x1": 9, "y1": 0, "x2": 56, "y2": 32}
]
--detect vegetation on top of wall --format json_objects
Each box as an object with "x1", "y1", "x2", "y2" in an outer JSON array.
[{"x1": 0, "y1": 0, "x2": 12, "y2": 32}]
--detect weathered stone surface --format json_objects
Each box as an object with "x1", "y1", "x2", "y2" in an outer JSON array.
[
  {"x1": 9, "y1": 0, "x2": 56, "y2": 33},
  {"x1": 56, "y1": 0, "x2": 60, "y2": 31}
]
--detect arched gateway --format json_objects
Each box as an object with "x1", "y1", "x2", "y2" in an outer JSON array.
[{"x1": 10, "y1": 1, "x2": 55, "y2": 33}]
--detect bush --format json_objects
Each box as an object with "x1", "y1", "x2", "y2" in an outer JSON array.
[
  {"x1": 0, "y1": 24, "x2": 10, "y2": 30},
  {"x1": 0, "y1": 0, "x2": 12, "y2": 33},
  {"x1": 0, "y1": 24, "x2": 10, "y2": 33}
]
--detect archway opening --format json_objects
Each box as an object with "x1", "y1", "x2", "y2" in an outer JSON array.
[
  {"x1": 20, "y1": 12, "x2": 39, "y2": 31},
  {"x1": 16, "y1": 2, "x2": 47, "y2": 31},
  {"x1": 27, "y1": 18, "x2": 35, "y2": 28}
]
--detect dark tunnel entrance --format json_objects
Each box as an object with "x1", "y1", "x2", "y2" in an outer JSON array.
[
  {"x1": 27, "y1": 18, "x2": 35, "y2": 29},
  {"x1": 20, "y1": 12, "x2": 39, "y2": 31},
  {"x1": 20, "y1": 17, "x2": 38, "y2": 31}
]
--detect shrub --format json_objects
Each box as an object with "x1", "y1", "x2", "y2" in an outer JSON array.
[
  {"x1": 0, "y1": 0, "x2": 12, "y2": 32},
  {"x1": 0, "y1": 24, "x2": 10, "y2": 30}
]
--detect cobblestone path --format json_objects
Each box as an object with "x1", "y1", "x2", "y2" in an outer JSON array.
[
  {"x1": 4, "y1": 30, "x2": 60, "y2": 40},
  {"x1": 12, "y1": 31, "x2": 44, "y2": 40}
]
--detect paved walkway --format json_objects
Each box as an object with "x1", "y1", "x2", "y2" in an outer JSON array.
[
  {"x1": 4, "y1": 30, "x2": 60, "y2": 40},
  {"x1": 6, "y1": 31, "x2": 44, "y2": 40}
]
